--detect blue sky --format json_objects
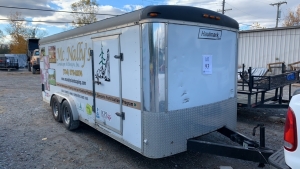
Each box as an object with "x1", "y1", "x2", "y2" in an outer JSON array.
[{"x1": 0, "y1": 0, "x2": 299, "y2": 43}]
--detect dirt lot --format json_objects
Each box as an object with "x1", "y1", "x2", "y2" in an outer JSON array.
[{"x1": 0, "y1": 69, "x2": 291, "y2": 169}]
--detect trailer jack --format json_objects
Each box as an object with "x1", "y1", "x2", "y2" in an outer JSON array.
[{"x1": 187, "y1": 126, "x2": 275, "y2": 166}]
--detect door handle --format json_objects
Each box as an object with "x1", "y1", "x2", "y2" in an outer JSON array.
[
  {"x1": 94, "y1": 81, "x2": 101, "y2": 85},
  {"x1": 115, "y1": 112, "x2": 125, "y2": 120},
  {"x1": 114, "y1": 53, "x2": 123, "y2": 61}
]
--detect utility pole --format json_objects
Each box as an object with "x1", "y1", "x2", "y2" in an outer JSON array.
[
  {"x1": 222, "y1": 0, "x2": 225, "y2": 14},
  {"x1": 270, "y1": 1, "x2": 287, "y2": 28},
  {"x1": 218, "y1": 0, "x2": 232, "y2": 14}
]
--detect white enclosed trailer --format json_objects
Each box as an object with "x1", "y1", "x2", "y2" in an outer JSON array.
[{"x1": 39, "y1": 5, "x2": 239, "y2": 158}]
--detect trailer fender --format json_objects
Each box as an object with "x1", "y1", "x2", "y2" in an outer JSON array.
[{"x1": 50, "y1": 92, "x2": 79, "y2": 120}]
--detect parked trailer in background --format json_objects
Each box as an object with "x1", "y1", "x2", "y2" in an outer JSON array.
[
  {"x1": 39, "y1": 5, "x2": 275, "y2": 163},
  {"x1": 238, "y1": 26, "x2": 300, "y2": 73},
  {"x1": 4, "y1": 54, "x2": 27, "y2": 68},
  {"x1": 0, "y1": 54, "x2": 19, "y2": 70}
]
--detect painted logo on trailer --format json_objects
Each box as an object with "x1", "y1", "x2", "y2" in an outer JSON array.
[
  {"x1": 198, "y1": 28, "x2": 222, "y2": 40},
  {"x1": 95, "y1": 43, "x2": 110, "y2": 83},
  {"x1": 86, "y1": 104, "x2": 92, "y2": 115},
  {"x1": 101, "y1": 110, "x2": 111, "y2": 121},
  {"x1": 77, "y1": 103, "x2": 84, "y2": 112}
]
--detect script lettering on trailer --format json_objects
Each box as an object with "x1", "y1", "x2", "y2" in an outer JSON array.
[{"x1": 56, "y1": 42, "x2": 92, "y2": 68}]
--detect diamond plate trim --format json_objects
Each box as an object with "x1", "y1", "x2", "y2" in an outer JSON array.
[{"x1": 142, "y1": 97, "x2": 237, "y2": 158}]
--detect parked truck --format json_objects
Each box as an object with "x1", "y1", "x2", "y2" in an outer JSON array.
[
  {"x1": 269, "y1": 89, "x2": 300, "y2": 169},
  {"x1": 27, "y1": 38, "x2": 40, "y2": 74},
  {"x1": 39, "y1": 5, "x2": 276, "y2": 165}
]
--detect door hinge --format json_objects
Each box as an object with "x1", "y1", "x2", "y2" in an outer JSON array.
[
  {"x1": 114, "y1": 53, "x2": 123, "y2": 61},
  {"x1": 92, "y1": 105, "x2": 95, "y2": 112},
  {"x1": 115, "y1": 112, "x2": 125, "y2": 120},
  {"x1": 90, "y1": 50, "x2": 94, "y2": 57}
]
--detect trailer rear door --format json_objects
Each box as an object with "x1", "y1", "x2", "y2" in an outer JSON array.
[
  {"x1": 167, "y1": 24, "x2": 237, "y2": 111},
  {"x1": 92, "y1": 35, "x2": 123, "y2": 134}
]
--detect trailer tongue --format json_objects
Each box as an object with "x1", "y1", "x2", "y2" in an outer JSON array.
[{"x1": 188, "y1": 126, "x2": 275, "y2": 166}]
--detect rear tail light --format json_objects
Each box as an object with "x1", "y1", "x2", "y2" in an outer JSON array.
[{"x1": 284, "y1": 107, "x2": 298, "y2": 151}]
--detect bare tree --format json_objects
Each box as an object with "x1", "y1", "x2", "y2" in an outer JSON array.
[
  {"x1": 0, "y1": 30, "x2": 9, "y2": 54},
  {"x1": 27, "y1": 25, "x2": 48, "y2": 39},
  {"x1": 0, "y1": 44, "x2": 10, "y2": 54},
  {"x1": 283, "y1": 4, "x2": 300, "y2": 27},
  {"x1": 5, "y1": 12, "x2": 48, "y2": 54},
  {"x1": 5, "y1": 12, "x2": 27, "y2": 37},
  {"x1": 5, "y1": 12, "x2": 28, "y2": 54},
  {"x1": 71, "y1": 0, "x2": 99, "y2": 27}
]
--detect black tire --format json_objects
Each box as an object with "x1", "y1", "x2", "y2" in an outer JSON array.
[
  {"x1": 51, "y1": 96, "x2": 62, "y2": 122},
  {"x1": 62, "y1": 101, "x2": 80, "y2": 130},
  {"x1": 32, "y1": 68, "x2": 36, "y2": 74},
  {"x1": 28, "y1": 62, "x2": 31, "y2": 71}
]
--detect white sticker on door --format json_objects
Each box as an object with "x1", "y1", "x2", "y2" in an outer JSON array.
[{"x1": 203, "y1": 55, "x2": 212, "y2": 74}]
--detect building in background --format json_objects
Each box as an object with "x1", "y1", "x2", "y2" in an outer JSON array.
[{"x1": 238, "y1": 26, "x2": 300, "y2": 74}]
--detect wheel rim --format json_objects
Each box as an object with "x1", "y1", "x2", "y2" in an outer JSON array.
[
  {"x1": 64, "y1": 107, "x2": 70, "y2": 125},
  {"x1": 52, "y1": 102, "x2": 59, "y2": 117}
]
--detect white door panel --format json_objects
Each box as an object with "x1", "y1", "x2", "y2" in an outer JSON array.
[
  {"x1": 167, "y1": 24, "x2": 237, "y2": 111},
  {"x1": 92, "y1": 35, "x2": 122, "y2": 134}
]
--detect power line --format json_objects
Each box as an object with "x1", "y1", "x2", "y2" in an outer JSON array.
[
  {"x1": 0, "y1": 5, "x2": 118, "y2": 16},
  {"x1": 0, "y1": 18, "x2": 75, "y2": 24},
  {"x1": 225, "y1": 2, "x2": 262, "y2": 19}
]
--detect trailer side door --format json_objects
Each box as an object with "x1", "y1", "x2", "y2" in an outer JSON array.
[{"x1": 92, "y1": 34, "x2": 123, "y2": 134}]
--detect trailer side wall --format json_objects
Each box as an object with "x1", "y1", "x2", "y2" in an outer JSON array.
[{"x1": 40, "y1": 25, "x2": 142, "y2": 152}]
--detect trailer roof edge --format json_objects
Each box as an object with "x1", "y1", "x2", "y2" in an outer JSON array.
[
  {"x1": 39, "y1": 5, "x2": 239, "y2": 44},
  {"x1": 239, "y1": 25, "x2": 300, "y2": 33}
]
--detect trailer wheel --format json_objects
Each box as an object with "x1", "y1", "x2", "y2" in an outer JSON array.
[
  {"x1": 62, "y1": 100, "x2": 80, "y2": 130},
  {"x1": 51, "y1": 96, "x2": 62, "y2": 122}
]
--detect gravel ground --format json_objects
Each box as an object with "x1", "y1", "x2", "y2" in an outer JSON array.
[{"x1": 0, "y1": 69, "x2": 289, "y2": 169}]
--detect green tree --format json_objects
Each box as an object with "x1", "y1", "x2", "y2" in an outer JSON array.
[
  {"x1": 71, "y1": 0, "x2": 99, "y2": 27},
  {"x1": 283, "y1": 4, "x2": 300, "y2": 27}
]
